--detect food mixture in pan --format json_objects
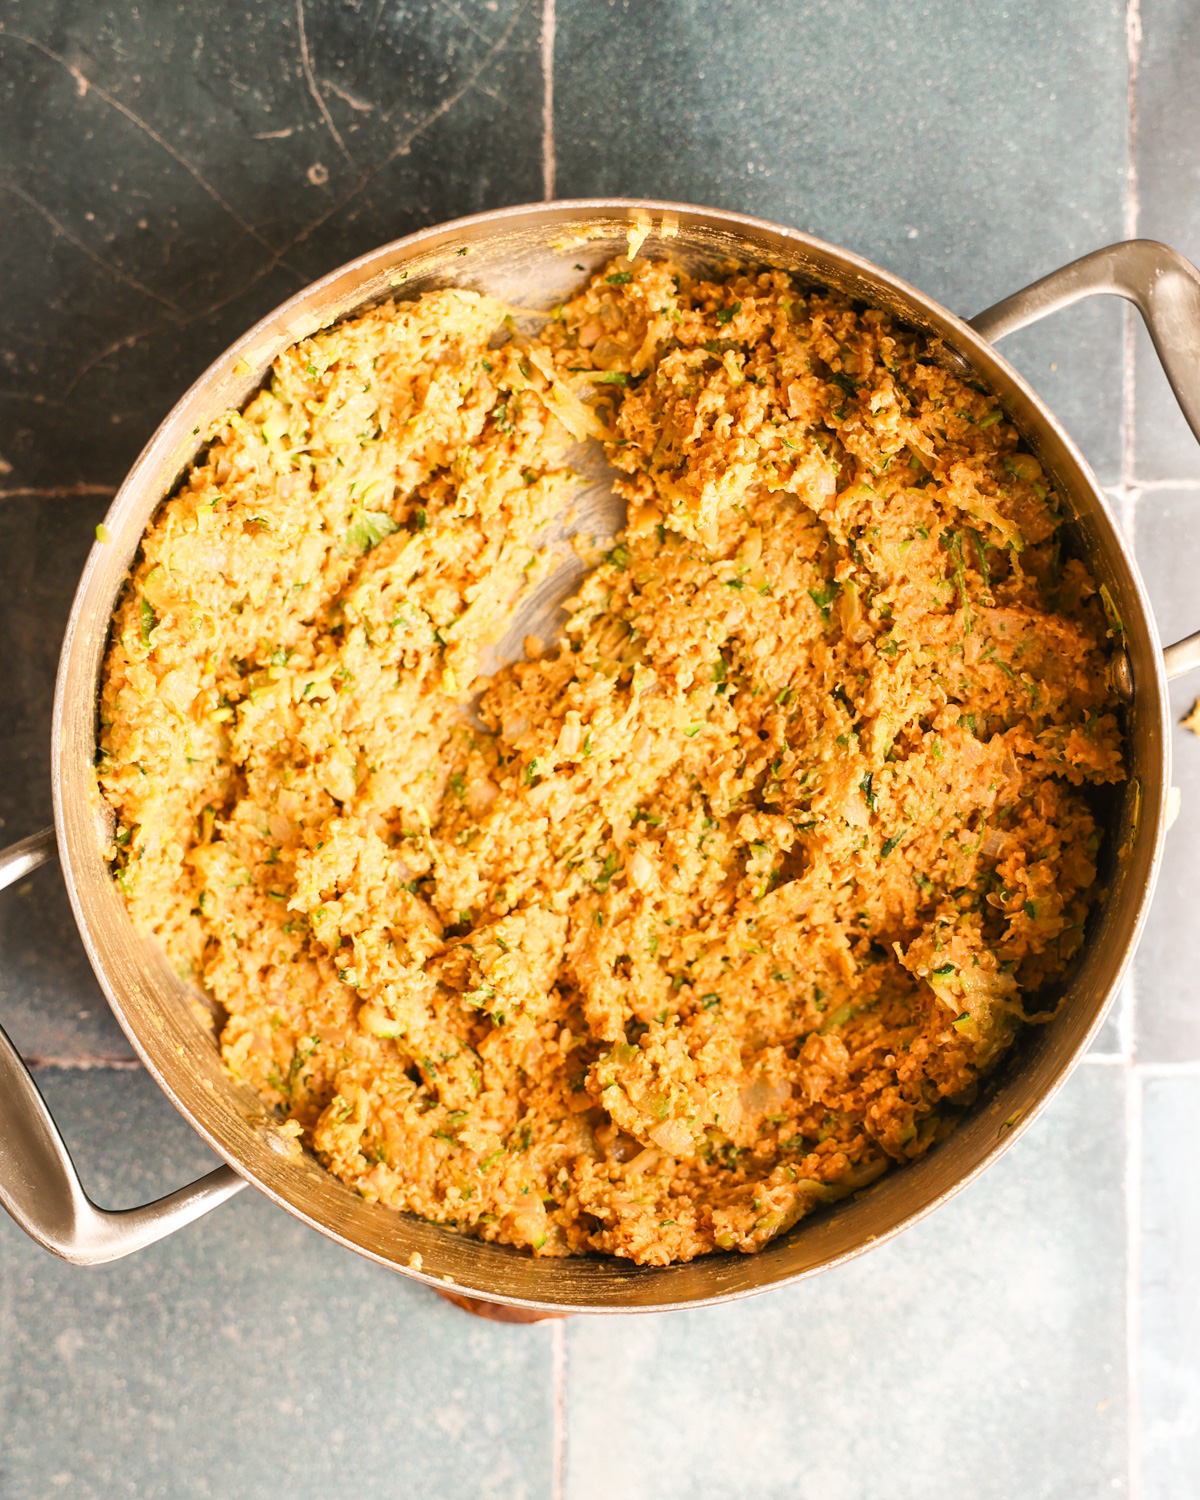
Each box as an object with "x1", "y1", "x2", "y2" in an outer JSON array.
[{"x1": 98, "y1": 254, "x2": 1123, "y2": 1265}]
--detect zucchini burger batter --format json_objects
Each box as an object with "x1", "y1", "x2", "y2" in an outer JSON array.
[{"x1": 98, "y1": 255, "x2": 1122, "y2": 1265}]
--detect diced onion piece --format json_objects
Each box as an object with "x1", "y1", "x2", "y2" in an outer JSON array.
[
  {"x1": 648, "y1": 1118, "x2": 692, "y2": 1156},
  {"x1": 631, "y1": 726, "x2": 654, "y2": 762},
  {"x1": 360, "y1": 1004, "x2": 404, "y2": 1038}
]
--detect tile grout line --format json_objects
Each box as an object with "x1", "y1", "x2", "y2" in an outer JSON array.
[
  {"x1": 0, "y1": 485, "x2": 116, "y2": 500},
  {"x1": 22, "y1": 1054, "x2": 141, "y2": 1071},
  {"x1": 1124, "y1": 5, "x2": 1143, "y2": 1496},
  {"x1": 551, "y1": 1316, "x2": 567, "y2": 1499},
  {"x1": 1117, "y1": 957, "x2": 1138, "y2": 1062},
  {"x1": 1126, "y1": 1062, "x2": 1144, "y2": 1500},
  {"x1": 1122, "y1": 0, "x2": 1142, "y2": 499},
  {"x1": 540, "y1": 0, "x2": 556, "y2": 201},
  {"x1": 1124, "y1": 0, "x2": 1142, "y2": 250}
]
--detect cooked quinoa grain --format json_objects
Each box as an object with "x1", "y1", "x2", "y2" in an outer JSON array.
[{"x1": 99, "y1": 257, "x2": 1123, "y2": 1265}]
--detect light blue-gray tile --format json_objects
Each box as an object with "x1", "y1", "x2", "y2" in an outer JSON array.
[
  {"x1": 554, "y1": 0, "x2": 1129, "y2": 483},
  {"x1": 1133, "y1": 0, "x2": 1200, "y2": 482},
  {"x1": 1090, "y1": 977, "x2": 1132, "y2": 1057},
  {"x1": 0, "y1": 1068, "x2": 555, "y2": 1500},
  {"x1": 1141, "y1": 1071, "x2": 1200, "y2": 1499},
  {"x1": 564, "y1": 1063, "x2": 1127, "y2": 1500},
  {"x1": 1132, "y1": 487, "x2": 1200, "y2": 1061}
]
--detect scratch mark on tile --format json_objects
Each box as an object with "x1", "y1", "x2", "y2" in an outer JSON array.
[
  {"x1": 323, "y1": 79, "x2": 374, "y2": 114},
  {"x1": 0, "y1": 181, "x2": 186, "y2": 316},
  {"x1": 0, "y1": 391, "x2": 69, "y2": 408},
  {"x1": 434, "y1": 0, "x2": 496, "y2": 47},
  {"x1": 366, "y1": 0, "x2": 388, "y2": 53},
  {"x1": 62, "y1": 324, "x2": 162, "y2": 399},
  {"x1": 296, "y1": 0, "x2": 355, "y2": 168}
]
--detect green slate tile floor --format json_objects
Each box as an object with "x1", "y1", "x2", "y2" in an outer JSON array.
[{"x1": 1, "y1": 1, "x2": 1198, "y2": 1495}]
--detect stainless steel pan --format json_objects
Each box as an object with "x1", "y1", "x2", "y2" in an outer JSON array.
[{"x1": 3, "y1": 201, "x2": 1199, "y2": 1315}]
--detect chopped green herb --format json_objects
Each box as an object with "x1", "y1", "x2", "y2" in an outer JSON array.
[
  {"x1": 971, "y1": 529, "x2": 990, "y2": 592},
  {"x1": 944, "y1": 528, "x2": 972, "y2": 634},
  {"x1": 344, "y1": 508, "x2": 399, "y2": 556},
  {"x1": 605, "y1": 271, "x2": 633, "y2": 285},
  {"x1": 808, "y1": 581, "x2": 840, "y2": 620},
  {"x1": 829, "y1": 370, "x2": 859, "y2": 399},
  {"x1": 1098, "y1": 583, "x2": 1124, "y2": 639}
]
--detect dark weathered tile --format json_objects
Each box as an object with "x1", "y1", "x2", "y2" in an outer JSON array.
[
  {"x1": 0, "y1": 493, "x2": 133, "y2": 1059},
  {"x1": 0, "y1": 0, "x2": 545, "y2": 491},
  {"x1": 0, "y1": 861, "x2": 131, "y2": 1062},
  {"x1": 1131, "y1": 487, "x2": 1200, "y2": 1061},
  {"x1": 564, "y1": 1063, "x2": 1128, "y2": 1500},
  {"x1": 1141, "y1": 1071, "x2": 1200, "y2": 1499},
  {"x1": 554, "y1": 0, "x2": 1129, "y2": 482},
  {"x1": 1133, "y1": 0, "x2": 1200, "y2": 481},
  {"x1": 0, "y1": 1068, "x2": 555, "y2": 1500}
]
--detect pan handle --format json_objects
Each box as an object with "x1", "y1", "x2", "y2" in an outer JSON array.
[
  {"x1": 0, "y1": 827, "x2": 246, "y2": 1265},
  {"x1": 970, "y1": 238, "x2": 1200, "y2": 680}
]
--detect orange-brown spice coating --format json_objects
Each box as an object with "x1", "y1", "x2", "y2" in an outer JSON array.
[{"x1": 98, "y1": 256, "x2": 1122, "y2": 1265}]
